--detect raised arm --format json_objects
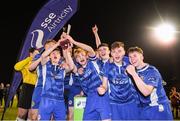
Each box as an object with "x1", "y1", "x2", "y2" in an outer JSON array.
[
  {"x1": 66, "y1": 34, "x2": 96, "y2": 57},
  {"x1": 62, "y1": 46, "x2": 74, "y2": 73},
  {"x1": 29, "y1": 56, "x2": 41, "y2": 72},
  {"x1": 92, "y1": 24, "x2": 101, "y2": 48}
]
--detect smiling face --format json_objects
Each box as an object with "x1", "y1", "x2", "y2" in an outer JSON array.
[
  {"x1": 98, "y1": 46, "x2": 110, "y2": 60},
  {"x1": 128, "y1": 51, "x2": 143, "y2": 67},
  {"x1": 111, "y1": 46, "x2": 125, "y2": 63},
  {"x1": 110, "y1": 41, "x2": 125, "y2": 64},
  {"x1": 127, "y1": 46, "x2": 144, "y2": 68}
]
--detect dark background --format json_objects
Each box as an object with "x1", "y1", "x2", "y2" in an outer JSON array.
[{"x1": 0, "y1": 0, "x2": 179, "y2": 93}]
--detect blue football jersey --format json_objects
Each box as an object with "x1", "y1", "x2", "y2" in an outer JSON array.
[
  {"x1": 41, "y1": 61, "x2": 65, "y2": 100},
  {"x1": 136, "y1": 64, "x2": 170, "y2": 105},
  {"x1": 78, "y1": 60, "x2": 102, "y2": 95},
  {"x1": 101, "y1": 61, "x2": 137, "y2": 104}
]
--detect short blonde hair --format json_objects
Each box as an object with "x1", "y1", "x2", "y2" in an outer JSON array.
[
  {"x1": 44, "y1": 39, "x2": 56, "y2": 46},
  {"x1": 73, "y1": 47, "x2": 87, "y2": 58}
]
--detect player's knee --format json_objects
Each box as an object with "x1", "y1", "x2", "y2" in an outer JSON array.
[
  {"x1": 18, "y1": 109, "x2": 28, "y2": 119},
  {"x1": 30, "y1": 110, "x2": 38, "y2": 120}
]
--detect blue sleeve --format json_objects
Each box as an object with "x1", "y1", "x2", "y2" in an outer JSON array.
[
  {"x1": 143, "y1": 69, "x2": 160, "y2": 88},
  {"x1": 88, "y1": 55, "x2": 97, "y2": 61},
  {"x1": 33, "y1": 53, "x2": 41, "y2": 61},
  {"x1": 123, "y1": 56, "x2": 130, "y2": 64}
]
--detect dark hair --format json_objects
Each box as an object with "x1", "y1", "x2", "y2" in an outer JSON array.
[
  {"x1": 127, "y1": 46, "x2": 143, "y2": 55},
  {"x1": 97, "y1": 43, "x2": 109, "y2": 49},
  {"x1": 29, "y1": 47, "x2": 37, "y2": 53}
]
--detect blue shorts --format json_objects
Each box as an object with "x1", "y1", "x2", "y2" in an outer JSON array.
[
  {"x1": 68, "y1": 85, "x2": 82, "y2": 107},
  {"x1": 31, "y1": 86, "x2": 42, "y2": 109},
  {"x1": 110, "y1": 101, "x2": 139, "y2": 120},
  {"x1": 140, "y1": 102, "x2": 173, "y2": 120},
  {"x1": 83, "y1": 92, "x2": 111, "y2": 120},
  {"x1": 39, "y1": 97, "x2": 66, "y2": 120}
]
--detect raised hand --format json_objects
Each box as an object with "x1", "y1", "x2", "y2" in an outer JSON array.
[{"x1": 92, "y1": 24, "x2": 98, "y2": 34}]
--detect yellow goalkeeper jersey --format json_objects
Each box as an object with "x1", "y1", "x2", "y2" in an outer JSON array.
[{"x1": 14, "y1": 57, "x2": 37, "y2": 85}]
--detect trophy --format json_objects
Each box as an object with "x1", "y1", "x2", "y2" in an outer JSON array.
[{"x1": 60, "y1": 24, "x2": 71, "y2": 50}]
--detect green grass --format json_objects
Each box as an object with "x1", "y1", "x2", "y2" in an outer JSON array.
[
  {"x1": 1, "y1": 95, "x2": 180, "y2": 121},
  {"x1": 0, "y1": 95, "x2": 18, "y2": 120}
]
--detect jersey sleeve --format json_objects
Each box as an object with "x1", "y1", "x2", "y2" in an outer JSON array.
[
  {"x1": 33, "y1": 53, "x2": 41, "y2": 61},
  {"x1": 143, "y1": 68, "x2": 160, "y2": 88},
  {"x1": 88, "y1": 54, "x2": 97, "y2": 61},
  {"x1": 14, "y1": 57, "x2": 32, "y2": 71}
]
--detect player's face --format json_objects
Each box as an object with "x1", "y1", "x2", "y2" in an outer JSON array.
[
  {"x1": 128, "y1": 52, "x2": 143, "y2": 67},
  {"x1": 75, "y1": 52, "x2": 87, "y2": 66},
  {"x1": 111, "y1": 47, "x2": 125, "y2": 63},
  {"x1": 50, "y1": 50, "x2": 61, "y2": 64},
  {"x1": 98, "y1": 46, "x2": 110, "y2": 60}
]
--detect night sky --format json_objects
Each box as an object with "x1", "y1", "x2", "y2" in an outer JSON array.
[{"x1": 0, "y1": 0, "x2": 179, "y2": 92}]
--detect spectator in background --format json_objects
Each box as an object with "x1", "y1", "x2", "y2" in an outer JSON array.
[
  {"x1": 0, "y1": 83, "x2": 4, "y2": 108},
  {"x1": 3, "y1": 83, "x2": 11, "y2": 107},
  {"x1": 169, "y1": 86, "x2": 180, "y2": 118}
]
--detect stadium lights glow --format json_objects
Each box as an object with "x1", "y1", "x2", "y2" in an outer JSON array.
[{"x1": 154, "y1": 23, "x2": 176, "y2": 44}]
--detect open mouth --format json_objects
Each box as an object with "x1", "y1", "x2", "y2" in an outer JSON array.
[
  {"x1": 101, "y1": 53, "x2": 106, "y2": 57},
  {"x1": 115, "y1": 57, "x2": 120, "y2": 60},
  {"x1": 80, "y1": 59, "x2": 85, "y2": 63},
  {"x1": 131, "y1": 60, "x2": 136, "y2": 65}
]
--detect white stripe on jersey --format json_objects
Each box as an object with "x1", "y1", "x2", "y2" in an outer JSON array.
[
  {"x1": 92, "y1": 61, "x2": 100, "y2": 74},
  {"x1": 137, "y1": 64, "x2": 149, "y2": 72},
  {"x1": 69, "y1": 73, "x2": 73, "y2": 86},
  {"x1": 149, "y1": 88, "x2": 159, "y2": 106},
  {"x1": 42, "y1": 64, "x2": 47, "y2": 88}
]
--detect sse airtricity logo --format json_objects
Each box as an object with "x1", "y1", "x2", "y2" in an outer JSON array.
[{"x1": 31, "y1": 29, "x2": 44, "y2": 49}]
